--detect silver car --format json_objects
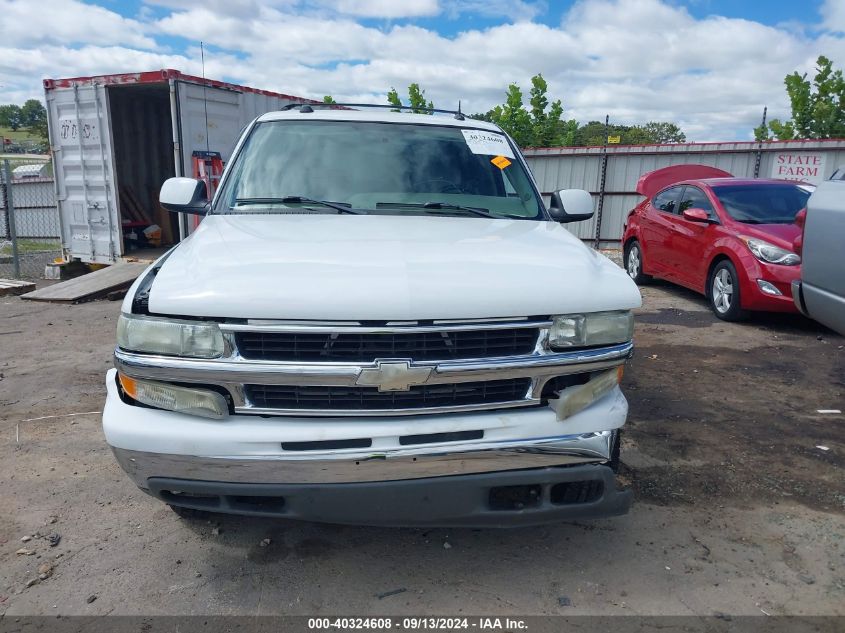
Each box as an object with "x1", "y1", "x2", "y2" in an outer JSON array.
[{"x1": 792, "y1": 167, "x2": 845, "y2": 335}]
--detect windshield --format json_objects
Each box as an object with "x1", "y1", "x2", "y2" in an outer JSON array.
[
  {"x1": 711, "y1": 183, "x2": 811, "y2": 224},
  {"x1": 216, "y1": 120, "x2": 544, "y2": 219}
]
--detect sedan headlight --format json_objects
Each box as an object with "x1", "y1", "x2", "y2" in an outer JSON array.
[
  {"x1": 548, "y1": 310, "x2": 634, "y2": 349},
  {"x1": 742, "y1": 237, "x2": 800, "y2": 266},
  {"x1": 117, "y1": 314, "x2": 224, "y2": 358}
]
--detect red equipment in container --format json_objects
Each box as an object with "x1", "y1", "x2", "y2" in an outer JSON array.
[{"x1": 191, "y1": 150, "x2": 224, "y2": 230}]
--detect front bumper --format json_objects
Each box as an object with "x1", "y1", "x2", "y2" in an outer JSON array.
[
  {"x1": 143, "y1": 465, "x2": 630, "y2": 528},
  {"x1": 104, "y1": 368, "x2": 630, "y2": 526},
  {"x1": 740, "y1": 258, "x2": 801, "y2": 313}
]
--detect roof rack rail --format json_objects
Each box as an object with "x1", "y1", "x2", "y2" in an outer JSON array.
[{"x1": 280, "y1": 102, "x2": 466, "y2": 120}]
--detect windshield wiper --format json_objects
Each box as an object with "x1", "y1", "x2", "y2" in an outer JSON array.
[
  {"x1": 421, "y1": 202, "x2": 491, "y2": 217},
  {"x1": 234, "y1": 197, "x2": 362, "y2": 214},
  {"x1": 375, "y1": 201, "x2": 527, "y2": 219}
]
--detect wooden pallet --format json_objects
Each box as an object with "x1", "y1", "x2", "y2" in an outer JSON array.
[
  {"x1": 0, "y1": 278, "x2": 36, "y2": 297},
  {"x1": 20, "y1": 262, "x2": 147, "y2": 303}
]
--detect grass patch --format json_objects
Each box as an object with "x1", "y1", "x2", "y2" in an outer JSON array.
[
  {"x1": 0, "y1": 239, "x2": 60, "y2": 255},
  {"x1": 0, "y1": 126, "x2": 42, "y2": 142}
]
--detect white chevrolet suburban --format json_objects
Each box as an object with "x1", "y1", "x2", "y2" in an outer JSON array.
[{"x1": 103, "y1": 105, "x2": 642, "y2": 527}]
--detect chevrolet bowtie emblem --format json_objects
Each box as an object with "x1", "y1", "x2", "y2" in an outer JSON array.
[{"x1": 355, "y1": 361, "x2": 433, "y2": 392}]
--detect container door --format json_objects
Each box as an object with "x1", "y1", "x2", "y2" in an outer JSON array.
[
  {"x1": 175, "y1": 81, "x2": 244, "y2": 178},
  {"x1": 46, "y1": 84, "x2": 120, "y2": 263}
]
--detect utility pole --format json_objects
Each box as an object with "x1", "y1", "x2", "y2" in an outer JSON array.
[
  {"x1": 753, "y1": 106, "x2": 767, "y2": 179},
  {"x1": 594, "y1": 114, "x2": 609, "y2": 249}
]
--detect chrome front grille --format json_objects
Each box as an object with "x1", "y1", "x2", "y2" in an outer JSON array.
[
  {"x1": 235, "y1": 327, "x2": 539, "y2": 362},
  {"x1": 245, "y1": 378, "x2": 533, "y2": 412},
  {"x1": 115, "y1": 318, "x2": 634, "y2": 417}
]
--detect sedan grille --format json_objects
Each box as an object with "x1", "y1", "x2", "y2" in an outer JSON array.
[
  {"x1": 244, "y1": 378, "x2": 532, "y2": 412},
  {"x1": 235, "y1": 328, "x2": 539, "y2": 362}
]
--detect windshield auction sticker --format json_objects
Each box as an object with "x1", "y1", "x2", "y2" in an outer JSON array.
[
  {"x1": 461, "y1": 130, "x2": 515, "y2": 159},
  {"x1": 491, "y1": 155, "x2": 512, "y2": 169}
]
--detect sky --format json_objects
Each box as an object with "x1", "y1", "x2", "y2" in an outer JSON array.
[{"x1": 1, "y1": 0, "x2": 843, "y2": 141}]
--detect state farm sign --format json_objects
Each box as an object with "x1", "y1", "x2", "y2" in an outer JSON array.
[{"x1": 770, "y1": 152, "x2": 826, "y2": 185}]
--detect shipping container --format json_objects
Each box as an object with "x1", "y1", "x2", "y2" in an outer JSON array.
[{"x1": 44, "y1": 69, "x2": 315, "y2": 264}]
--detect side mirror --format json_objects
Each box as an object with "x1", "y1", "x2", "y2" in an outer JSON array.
[
  {"x1": 682, "y1": 208, "x2": 711, "y2": 223},
  {"x1": 548, "y1": 189, "x2": 594, "y2": 223},
  {"x1": 159, "y1": 177, "x2": 210, "y2": 215}
]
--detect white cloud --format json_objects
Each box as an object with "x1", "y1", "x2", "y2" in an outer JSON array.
[
  {"x1": 0, "y1": 0, "x2": 156, "y2": 49},
  {"x1": 821, "y1": 0, "x2": 845, "y2": 33},
  {"x1": 331, "y1": 0, "x2": 440, "y2": 18},
  {"x1": 444, "y1": 1, "x2": 546, "y2": 22},
  {"x1": 145, "y1": 0, "x2": 439, "y2": 19},
  {"x1": 1, "y1": 0, "x2": 843, "y2": 141}
]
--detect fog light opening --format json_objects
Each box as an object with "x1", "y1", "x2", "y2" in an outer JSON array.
[
  {"x1": 489, "y1": 484, "x2": 543, "y2": 511},
  {"x1": 757, "y1": 280, "x2": 783, "y2": 296}
]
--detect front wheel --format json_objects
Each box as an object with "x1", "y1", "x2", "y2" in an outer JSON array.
[
  {"x1": 708, "y1": 260, "x2": 749, "y2": 321},
  {"x1": 624, "y1": 240, "x2": 651, "y2": 284}
]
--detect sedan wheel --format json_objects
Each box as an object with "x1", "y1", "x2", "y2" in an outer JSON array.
[
  {"x1": 624, "y1": 240, "x2": 651, "y2": 285},
  {"x1": 708, "y1": 260, "x2": 748, "y2": 321},
  {"x1": 712, "y1": 268, "x2": 733, "y2": 313},
  {"x1": 627, "y1": 245, "x2": 640, "y2": 278}
]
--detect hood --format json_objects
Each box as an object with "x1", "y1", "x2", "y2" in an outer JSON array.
[
  {"x1": 147, "y1": 214, "x2": 641, "y2": 321},
  {"x1": 734, "y1": 222, "x2": 801, "y2": 249},
  {"x1": 636, "y1": 164, "x2": 732, "y2": 198}
]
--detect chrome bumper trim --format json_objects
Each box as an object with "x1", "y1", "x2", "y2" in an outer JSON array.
[
  {"x1": 113, "y1": 342, "x2": 633, "y2": 387},
  {"x1": 237, "y1": 398, "x2": 541, "y2": 417},
  {"x1": 112, "y1": 431, "x2": 616, "y2": 486},
  {"x1": 114, "y1": 341, "x2": 631, "y2": 417},
  {"x1": 219, "y1": 319, "x2": 552, "y2": 334}
]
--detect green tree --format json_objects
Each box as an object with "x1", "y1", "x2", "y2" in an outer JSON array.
[
  {"x1": 322, "y1": 95, "x2": 337, "y2": 104},
  {"x1": 407, "y1": 83, "x2": 434, "y2": 114},
  {"x1": 20, "y1": 99, "x2": 48, "y2": 139},
  {"x1": 760, "y1": 55, "x2": 845, "y2": 140},
  {"x1": 487, "y1": 84, "x2": 533, "y2": 146},
  {"x1": 573, "y1": 120, "x2": 686, "y2": 146},
  {"x1": 484, "y1": 75, "x2": 577, "y2": 147},
  {"x1": 528, "y1": 74, "x2": 578, "y2": 147},
  {"x1": 639, "y1": 121, "x2": 686, "y2": 143},
  {"x1": 574, "y1": 121, "x2": 615, "y2": 146},
  {"x1": 529, "y1": 74, "x2": 549, "y2": 140},
  {"x1": 386, "y1": 84, "x2": 434, "y2": 113},
  {"x1": 0, "y1": 104, "x2": 23, "y2": 131},
  {"x1": 387, "y1": 87, "x2": 402, "y2": 111}
]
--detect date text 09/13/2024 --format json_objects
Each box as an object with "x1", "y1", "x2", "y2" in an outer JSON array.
[{"x1": 307, "y1": 617, "x2": 528, "y2": 630}]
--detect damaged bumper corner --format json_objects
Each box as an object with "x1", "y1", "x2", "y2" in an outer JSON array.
[{"x1": 547, "y1": 367, "x2": 623, "y2": 420}]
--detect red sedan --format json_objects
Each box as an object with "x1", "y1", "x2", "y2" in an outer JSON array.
[{"x1": 622, "y1": 165, "x2": 811, "y2": 321}]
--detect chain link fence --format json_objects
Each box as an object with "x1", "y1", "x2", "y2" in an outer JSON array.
[{"x1": 1, "y1": 157, "x2": 63, "y2": 279}]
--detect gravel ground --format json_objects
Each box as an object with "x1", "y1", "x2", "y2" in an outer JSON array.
[{"x1": 1, "y1": 265, "x2": 843, "y2": 616}]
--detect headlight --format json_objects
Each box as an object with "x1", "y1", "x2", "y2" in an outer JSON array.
[
  {"x1": 117, "y1": 314, "x2": 224, "y2": 358},
  {"x1": 742, "y1": 237, "x2": 800, "y2": 266},
  {"x1": 548, "y1": 310, "x2": 633, "y2": 349},
  {"x1": 548, "y1": 367, "x2": 623, "y2": 419},
  {"x1": 118, "y1": 373, "x2": 228, "y2": 419}
]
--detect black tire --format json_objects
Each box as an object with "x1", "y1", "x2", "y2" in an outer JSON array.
[
  {"x1": 168, "y1": 504, "x2": 214, "y2": 521},
  {"x1": 624, "y1": 240, "x2": 651, "y2": 284},
  {"x1": 708, "y1": 259, "x2": 749, "y2": 321}
]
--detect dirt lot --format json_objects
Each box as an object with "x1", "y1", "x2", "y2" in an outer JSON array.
[{"x1": 1, "y1": 277, "x2": 843, "y2": 616}]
